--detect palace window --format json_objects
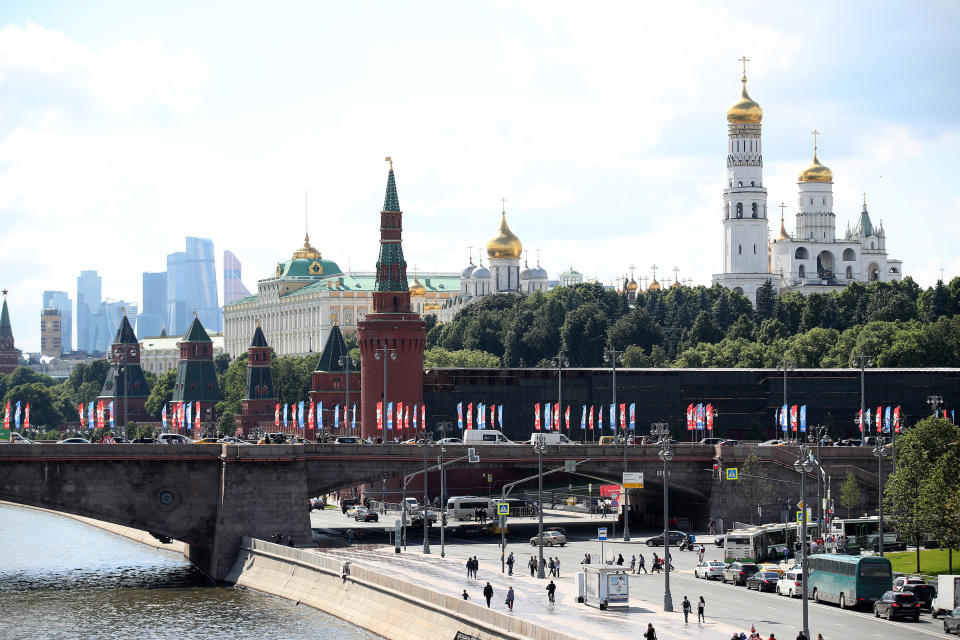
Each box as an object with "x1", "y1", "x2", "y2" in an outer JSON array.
[{"x1": 799, "y1": 265, "x2": 806, "y2": 278}]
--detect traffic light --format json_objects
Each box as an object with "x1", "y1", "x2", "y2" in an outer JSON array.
[{"x1": 712, "y1": 457, "x2": 722, "y2": 480}]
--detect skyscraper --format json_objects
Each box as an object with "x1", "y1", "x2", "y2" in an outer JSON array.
[
  {"x1": 166, "y1": 251, "x2": 187, "y2": 336},
  {"x1": 186, "y1": 237, "x2": 220, "y2": 332},
  {"x1": 223, "y1": 250, "x2": 251, "y2": 305},
  {"x1": 76, "y1": 270, "x2": 102, "y2": 354},
  {"x1": 90, "y1": 300, "x2": 138, "y2": 354},
  {"x1": 40, "y1": 308, "x2": 62, "y2": 357},
  {"x1": 42, "y1": 290, "x2": 72, "y2": 352},
  {"x1": 138, "y1": 271, "x2": 167, "y2": 337}
]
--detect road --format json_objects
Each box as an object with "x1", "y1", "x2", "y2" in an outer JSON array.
[{"x1": 311, "y1": 508, "x2": 944, "y2": 640}]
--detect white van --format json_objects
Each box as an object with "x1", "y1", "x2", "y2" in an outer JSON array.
[
  {"x1": 776, "y1": 568, "x2": 804, "y2": 598},
  {"x1": 463, "y1": 430, "x2": 514, "y2": 445},
  {"x1": 527, "y1": 432, "x2": 578, "y2": 445},
  {"x1": 446, "y1": 496, "x2": 496, "y2": 520}
]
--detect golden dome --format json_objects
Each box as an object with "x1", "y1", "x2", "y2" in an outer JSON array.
[
  {"x1": 671, "y1": 278, "x2": 681, "y2": 289},
  {"x1": 727, "y1": 78, "x2": 763, "y2": 125},
  {"x1": 292, "y1": 233, "x2": 322, "y2": 260},
  {"x1": 648, "y1": 278, "x2": 661, "y2": 291},
  {"x1": 777, "y1": 215, "x2": 790, "y2": 240},
  {"x1": 798, "y1": 152, "x2": 833, "y2": 183},
  {"x1": 409, "y1": 271, "x2": 426, "y2": 296},
  {"x1": 486, "y1": 211, "x2": 522, "y2": 259},
  {"x1": 626, "y1": 278, "x2": 639, "y2": 292}
]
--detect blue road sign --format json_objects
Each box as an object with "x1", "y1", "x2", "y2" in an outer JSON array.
[
  {"x1": 726, "y1": 468, "x2": 738, "y2": 481},
  {"x1": 598, "y1": 527, "x2": 608, "y2": 541},
  {"x1": 497, "y1": 502, "x2": 509, "y2": 516}
]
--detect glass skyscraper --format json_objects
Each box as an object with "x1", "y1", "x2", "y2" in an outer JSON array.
[
  {"x1": 76, "y1": 270, "x2": 101, "y2": 354},
  {"x1": 223, "y1": 250, "x2": 251, "y2": 306},
  {"x1": 42, "y1": 290, "x2": 72, "y2": 352},
  {"x1": 186, "y1": 237, "x2": 221, "y2": 332},
  {"x1": 166, "y1": 251, "x2": 187, "y2": 336},
  {"x1": 138, "y1": 271, "x2": 167, "y2": 337}
]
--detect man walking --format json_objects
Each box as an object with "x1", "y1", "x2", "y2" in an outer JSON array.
[
  {"x1": 630, "y1": 555, "x2": 636, "y2": 572},
  {"x1": 466, "y1": 557, "x2": 473, "y2": 579},
  {"x1": 682, "y1": 596, "x2": 692, "y2": 623},
  {"x1": 506, "y1": 552, "x2": 515, "y2": 575},
  {"x1": 529, "y1": 556, "x2": 537, "y2": 577},
  {"x1": 637, "y1": 553, "x2": 647, "y2": 573},
  {"x1": 554, "y1": 556, "x2": 560, "y2": 577},
  {"x1": 483, "y1": 582, "x2": 493, "y2": 607},
  {"x1": 505, "y1": 586, "x2": 515, "y2": 612}
]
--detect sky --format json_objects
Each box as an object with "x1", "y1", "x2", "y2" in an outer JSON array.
[{"x1": 1, "y1": 0, "x2": 958, "y2": 351}]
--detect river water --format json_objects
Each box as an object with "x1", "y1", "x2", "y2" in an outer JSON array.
[{"x1": 0, "y1": 504, "x2": 380, "y2": 640}]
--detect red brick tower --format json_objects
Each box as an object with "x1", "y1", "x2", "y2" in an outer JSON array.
[
  {"x1": 98, "y1": 311, "x2": 151, "y2": 423},
  {"x1": 0, "y1": 290, "x2": 21, "y2": 374},
  {"x1": 310, "y1": 325, "x2": 360, "y2": 437},
  {"x1": 358, "y1": 159, "x2": 425, "y2": 439},
  {"x1": 239, "y1": 322, "x2": 277, "y2": 437}
]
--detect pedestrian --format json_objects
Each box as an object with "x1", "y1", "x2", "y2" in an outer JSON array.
[
  {"x1": 287, "y1": 533, "x2": 295, "y2": 547},
  {"x1": 630, "y1": 555, "x2": 636, "y2": 572},
  {"x1": 466, "y1": 557, "x2": 472, "y2": 579},
  {"x1": 652, "y1": 552, "x2": 660, "y2": 573},
  {"x1": 682, "y1": 596, "x2": 691, "y2": 623},
  {"x1": 554, "y1": 556, "x2": 560, "y2": 577},
  {"x1": 815, "y1": 635, "x2": 823, "y2": 640},
  {"x1": 529, "y1": 556, "x2": 537, "y2": 577},
  {"x1": 483, "y1": 582, "x2": 493, "y2": 607},
  {"x1": 505, "y1": 586, "x2": 515, "y2": 612},
  {"x1": 507, "y1": 552, "x2": 515, "y2": 575},
  {"x1": 539, "y1": 557, "x2": 546, "y2": 576},
  {"x1": 697, "y1": 595, "x2": 705, "y2": 622},
  {"x1": 698, "y1": 544, "x2": 705, "y2": 562},
  {"x1": 638, "y1": 553, "x2": 647, "y2": 573},
  {"x1": 616, "y1": 553, "x2": 624, "y2": 566},
  {"x1": 643, "y1": 623, "x2": 657, "y2": 640},
  {"x1": 462, "y1": 589, "x2": 470, "y2": 600},
  {"x1": 582, "y1": 553, "x2": 591, "y2": 565},
  {"x1": 474, "y1": 556, "x2": 480, "y2": 578},
  {"x1": 546, "y1": 580, "x2": 556, "y2": 604},
  {"x1": 548, "y1": 557, "x2": 555, "y2": 576},
  {"x1": 708, "y1": 517, "x2": 715, "y2": 535},
  {"x1": 795, "y1": 632, "x2": 807, "y2": 640}
]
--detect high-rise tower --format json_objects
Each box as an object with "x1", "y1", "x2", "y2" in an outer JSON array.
[
  {"x1": 186, "y1": 237, "x2": 220, "y2": 332},
  {"x1": 712, "y1": 59, "x2": 772, "y2": 303},
  {"x1": 358, "y1": 159, "x2": 425, "y2": 438},
  {"x1": 223, "y1": 250, "x2": 251, "y2": 306},
  {"x1": 76, "y1": 270, "x2": 102, "y2": 354}
]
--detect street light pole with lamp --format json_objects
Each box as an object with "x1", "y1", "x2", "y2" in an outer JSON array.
[
  {"x1": 852, "y1": 352, "x2": 873, "y2": 446},
  {"x1": 605, "y1": 348, "x2": 630, "y2": 541},
  {"x1": 651, "y1": 421, "x2": 673, "y2": 612},
  {"x1": 794, "y1": 443, "x2": 814, "y2": 640},
  {"x1": 873, "y1": 438, "x2": 889, "y2": 556},
  {"x1": 807, "y1": 424, "x2": 829, "y2": 526},
  {"x1": 779, "y1": 358, "x2": 793, "y2": 442},
  {"x1": 373, "y1": 346, "x2": 397, "y2": 443},
  {"x1": 338, "y1": 354, "x2": 356, "y2": 438},
  {"x1": 533, "y1": 433, "x2": 547, "y2": 578}
]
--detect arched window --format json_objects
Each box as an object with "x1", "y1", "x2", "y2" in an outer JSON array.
[
  {"x1": 842, "y1": 248, "x2": 856, "y2": 261},
  {"x1": 799, "y1": 265, "x2": 806, "y2": 278},
  {"x1": 795, "y1": 247, "x2": 809, "y2": 259},
  {"x1": 751, "y1": 203, "x2": 758, "y2": 218},
  {"x1": 871, "y1": 241, "x2": 875, "y2": 249},
  {"x1": 738, "y1": 181, "x2": 743, "y2": 188},
  {"x1": 736, "y1": 203, "x2": 743, "y2": 218},
  {"x1": 738, "y1": 245, "x2": 742, "y2": 255},
  {"x1": 751, "y1": 181, "x2": 755, "y2": 186},
  {"x1": 733, "y1": 287, "x2": 744, "y2": 295}
]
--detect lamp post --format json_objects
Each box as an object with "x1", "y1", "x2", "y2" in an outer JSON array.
[
  {"x1": 852, "y1": 352, "x2": 873, "y2": 446},
  {"x1": 652, "y1": 421, "x2": 673, "y2": 612},
  {"x1": 373, "y1": 346, "x2": 397, "y2": 444},
  {"x1": 338, "y1": 355, "x2": 356, "y2": 439},
  {"x1": 873, "y1": 439, "x2": 889, "y2": 556},
  {"x1": 605, "y1": 348, "x2": 629, "y2": 540},
  {"x1": 794, "y1": 444, "x2": 814, "y2": 640},
  {"x1": 438, "y1": 443, "x2": 446, "y2": 557},
  {"x1": 533, "y1": 433, "x2": 547, "y2": 578},
  {"x1": 420, "y1": 426, "x2": 430, "y2": 554},
  {"x1": 928, "y1": 394, "x2": 943, "y2": 416},
  {"x1": 779, "y1": 358, "x2": 793, "y2": 442},
  {"x1": 807, "y1": 424, "x2": 828, "y2": 526}
]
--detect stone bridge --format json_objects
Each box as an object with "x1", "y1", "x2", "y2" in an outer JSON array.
[{"x1": 0, "y1": 442, "x2": 887, "y2": 581}]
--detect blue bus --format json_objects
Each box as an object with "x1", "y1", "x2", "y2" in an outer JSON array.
[{"x1": 807, "y1": 554, "x2": 892, "y2": 609}]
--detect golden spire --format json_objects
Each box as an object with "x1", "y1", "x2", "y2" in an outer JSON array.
[
  {"x1": 798, "y1": 130, "x2": 833, "y2": 182},
  {"x1": 727, "y1": 57, "x2": 763, "y2": 124},
  {"x1": 777, "y1": 202, "x2": 790, "y2": 240},
  {"x1": 385, "y1": 156, "x2": 393, "y2": 171},
  {"x1": 648, "y1": 264, "x2": 661, "y2": 290}
]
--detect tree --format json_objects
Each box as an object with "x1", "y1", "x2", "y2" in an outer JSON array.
[
  {"x1": 938, "y1": 487, "x2": 960, "y2": 574},
  {"x1": 144, "y1": 370, "x2": 177, "y2": 418},
  {"x1": 218, "y1": 412, "x2": 237, "y2": 437},
  {"x1": 711, "y1": 291, "x2": 733, "y2": 331},
  {"x1": 423, "y1": 348, "x2": 500, "y2": 368},
  {"x1": 755, "y1": 280, "x2": 776, "y2": 322},
  {"x1": 560, "y1": 303, "x2": 609, "y2": 366},
  {"x1": 736, "y1": 453, "x2": 772, "y2": 524},
  {"x1": 606, "y1": 307, "x2": 663, "y2": 352},
  {"x1": 839, "y1": 470, "x2": 861, "y2": 518},
  {"x1": 919, "y1": 450, "x2": 960, "y2": 573},
  {"x1": 685, "y1": 310, "x2": 723, "y2": 347},
  {"x1": 217, "y1": 354, "x2": 248, "y2": 416},
  {"x1": 214, "y1": 352, "x2": 232, "y2": 376},
  {"x1": 3, "y1": 383, "x2": 63, "y2": 427}
]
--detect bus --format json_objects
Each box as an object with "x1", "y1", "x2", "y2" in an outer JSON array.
[
  {"x1": 445, "y1": 496, "x2": 495, "y2": 521},
  {"x1": 725, "y1": 522, "x2": 823, "y2": 563},
  {"x1": 829, "y1": 517, "x2": 898, "y2": 551},
  {"x1": 807, "y1": 554, "x2": 893, "y2": 609}
]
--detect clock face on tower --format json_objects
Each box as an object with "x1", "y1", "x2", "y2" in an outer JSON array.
[{"x1": 129, "y1": 347, "x2": 138, "y2": 358}]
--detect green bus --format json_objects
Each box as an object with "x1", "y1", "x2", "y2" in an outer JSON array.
[{"x1": 807, "y1": 554, "x2": 892, "y2": 609}]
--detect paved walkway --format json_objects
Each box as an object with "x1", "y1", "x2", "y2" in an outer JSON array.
[{"x1": 313, "y1": 544, "x2": 744, "y2": 640}]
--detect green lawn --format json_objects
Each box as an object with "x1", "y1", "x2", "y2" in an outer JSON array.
[{"x1": 887, "y1": 548, "x2": 960, "y2": 577}]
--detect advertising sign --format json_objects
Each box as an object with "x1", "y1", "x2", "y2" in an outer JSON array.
[
  {"x1": 607, "y1": 573, "x2": 629, "y2": 604},
  {"x1": 622, "y1": 472, "x2": 644, "y2": 488}
]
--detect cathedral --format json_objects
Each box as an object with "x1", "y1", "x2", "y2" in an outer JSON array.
[{"x1": 713, "y1": 63, "x2": 902, "y2": 303}]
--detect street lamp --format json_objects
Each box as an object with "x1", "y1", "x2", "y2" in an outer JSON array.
[
  {"x1": 807, "y1": 425, "x2": 829, "y2": 526},
  {"x1": 652, "y1": 421, "x2": 673, "y2": 612},
  {"x1": 373, "y1": 346, "x2": 397, "y2": 443},
  {"x1": 873, "y1": 439, "x2": 889, "y2": 556},
  {"x1": 533, "y1": 433, "x2": 547, "y2": 578},
  {"x1": 794, "y1": 444, "x2": 815, "y2": 640},
  {"x1": 852, "y1": 352, "x2": 873, "y2": 446},
  {"x1": 338, "y1": 354, "x2": 356, "y2": 439},
  {"x1": 418, "y1": 427, "x2": 431, "y2": 554},
  {"x1": 928, "y1": 394, "x2": 944, "y2": 416},
  {"x1": 779, "y1": 358, "x2": 793, "y2": 442},
  {"x1": 605, "y1": 348, "x2": 630, "y2": 540}
]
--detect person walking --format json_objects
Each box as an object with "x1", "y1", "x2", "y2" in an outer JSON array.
[
  {"x1": 795, "y1": 632, "x2": 807, "y2": 640},
  {"x1": 505, "y1": 586, "x2": 515, "y2": 612},
  {"x1": 616, "y1": 553, "x2": 624, "y2": 566},
  {"x1": 548, "y1": 557, "x2": 555, "y2": 577},
  {"x1": 697, "y1": 595, "x2": 705, "y2": 622},
  {"x1": 637, "y1": 553, "x2": 647, "y2": 573},
  {"x1": 682, "y1": 596, "x2": 692, "y2": 623},
  {"x1": 473, "y1": 556, "x2": 480, "y2": 579},
  {"x1": 546, "y1": 580, "x2": 556, "y2": 604},
  {"x1": 483, "y1": 582, "x2": 493, "y2": 607},
  {"x1": 529, "y1": 556, "x2": 537, "y2": 577},
  {"x1": 554, "y1": 556, "x2": 560, "y2": 577},
  {"x1": 630, "y1": 555, "x2": 636, "y2": 572},
  {"x1": 652, "y1": 552, "x2": 661, "y2": 573},
  {"x1": 506, "y1": 552, "x2": 515, "y2": 576},
  {"x1": 643, "y1": 623, "x2": 657, "y2": 640},
  {"x1": 466, "y1": 557, "x2": 473, "y2": 579},
  {"x1": 461, "y1": 589, "x2": 470, "y2": 600}
]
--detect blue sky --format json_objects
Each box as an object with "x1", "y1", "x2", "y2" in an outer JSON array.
[{"x1": 1, "y1": 1, "x2": 958, "y2": 351}]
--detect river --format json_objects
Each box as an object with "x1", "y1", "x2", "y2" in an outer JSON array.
[{"x1": 0, "y1": 504, "x2": 380, "y2": 640}]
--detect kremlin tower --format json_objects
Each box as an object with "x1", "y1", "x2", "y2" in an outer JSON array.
[
  {"x1": 0, "y1": 291, "x2": 20, "y2": 374},
  {"x1": 238, "y1": 322, "x2": 277, "y2": 437},
  {"x1": 357, "y1": 159, "x2": 426, "y2": 439},
  {"x1": 98, "y1": 311, "x2": 151, "y2": 424}
]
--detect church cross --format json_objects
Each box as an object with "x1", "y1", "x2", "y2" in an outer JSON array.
[
  {"x1": 779, "y1": 202, "x2": 787, "y2": 217},
  {"x1": 811, "y1": 130, "x2": 820, "y2": 153},
  {"x1": 738, "y1": 56, "x2": 750, "y2": 78},
  {"x1": 467, "y1": 244, "x2": 473, "y2": 263},
  {"x1": 500, "y1": 197, "x2": 507, "y2": 212}
]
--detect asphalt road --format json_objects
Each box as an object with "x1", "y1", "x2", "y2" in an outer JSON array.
[{"x1": 311, "y1": 508, "x2": 945, "y2": 640}]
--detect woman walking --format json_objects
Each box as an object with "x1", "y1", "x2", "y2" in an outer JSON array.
[{"x1": 505, "y1": 586, "x2": 515, "y2": 612}]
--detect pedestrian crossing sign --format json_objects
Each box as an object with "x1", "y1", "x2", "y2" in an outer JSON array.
[
  {"x1": 725, "y1": 468, "x2": 738, "y2": 481},
  {"x1": 497, "y1": 502, "x2": 509, "y2": 516}
]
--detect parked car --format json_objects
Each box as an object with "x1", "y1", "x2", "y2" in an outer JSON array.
[
  {"x1": 56, "y1": 437, "x2": 92, "y2": 444},
  {"x1": 776, "y1": 568, "x2": 804, "y2": 598},
  {"x1": 893, "y1": 576, "x2": 926, "y2": 591},
  {"x1": 943, "y1": 607, "x2": 960, "y2": 635},
  {"x1": 354, "y1": 507, "x2": 379, "y2": 522},
  {"x1": 694, "y1": 561, "x2": 725, "y2": 580},
  {"x1": 900, "y1": 583, "x2": 936, "y2": 611},
  {"x1": 157, "y1": 433, "x2": 193, "y2": 444},
  {"x1": 873, "y1": 590, "x2": 920, "y2": 621},
  {"x1": 722, "y1": 562, "x2": 760, "y2": 586},
  {"x1": 340, "y1": 498, "x2": 361, "y2": 514},
  {"x1": 131, "y1": 437, "x2": 159, "y2": 443},
  {"x1": 334, "y1": 436, "x2": 363, "y2": 444},
  {"x1": 699, "y1": 437, "x2": 725, "y2": 445},
  {"x1": 9, "y1": 433, "x2": 35, "y2": 443},
  {"x1": 436, "y1": 437, "x2": 464, "y2": 445},
  {"x1": 746, "y1": 571, "x2": 780, "y2": 592},
  {"x1": 646, "y1": 531, "x2": 687, "y2": 547},
  {"x1": 530, "y1": 531, "x2": 566, "y2": 547}
]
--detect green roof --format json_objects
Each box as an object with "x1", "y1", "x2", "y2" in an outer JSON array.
[
  {"x1": 113, "y1": 314, "x2": 138, "y2": 344},
  {"x1": 0, "y1": 297, "x2": 11, "y2": 340},
  {"x1": 183, "y1": 316, "x2": 212, "y2": 343},
  {"x1": 275, "y1": 258, "x2": 343, "y2": 278},
  {"x1": 227, "y1": 273, "x2": 462, "y2": 306},
  {"x1": 315, "y1": 325, "x2": 349, "y2": 372},
  {"x1": 251, "y1": 325, "x2": 268, "y2": 347},
  {"x1": 383, "y1": 167, "x2": 400, "y2": 212}
]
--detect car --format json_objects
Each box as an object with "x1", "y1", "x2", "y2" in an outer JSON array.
[
  {"x1": 9, "y1": 433, "x2": 35, "y2": 443},
  {"x1": 545, "y1": 526, "x2": 567, "y2": 537},
  {"x1": 340, "y1": 498, "x2": 361, "y2": 513},
  {"x1": 436, "y1": 437, "x2": 464, "y2": 445},
  {"x1": 900, "y1": 583, "x2": 936, "y2": 611},
  {"x1": 720, "y1": 439, "x2": 741, "y2": 446},
  {"x1": 759, "y1": 439, "x2": 788, "y2": 446},
  {"x1": 219, "y1": 436, "x2": 251, "y2": 445},
  {"x1": 354, "y1": 507, "x2": 379, "y2": 522},
  {"x1": 195, "y1": 437, "x2": 221, "y2": 444},
  {"x1": 776, "y1": 568, "x2": 804, "y2": 597},
  {"x1": 345, "y1": 504, "x2": 363, "y2": 517},
  {"x1": 401, "y1": 438, "x2": 419, "y2": 444},
  {"x1": 746, "y1": 571, "x2": 780, "y2": 592},
  {"x1": 530, "y1": 531, "x2": 566, "y2": 547},
  {"x1": 402, "y1": 497, "x2": 419, "y2": 512},
  {"x1": 873, "y1": 590, "x2": 920, "y2": 621},
  {"x1": 598, "y1": 436, "x2": 617, "y2": 445},
  {"x1": 334, "y1": 436, "x2": 363, "y2": 444},
  {"x1": 56, "y1": 437, "x2": 92, "y2": 444},
  {"x1": 722, "y1": 562, "x2": 760, "y2": 585},
  {"x1": 944, "y1": 607, "x2": 960, "y2": 634},
  {"x1": 309, "y1": 498, "x2": 326, "y2": 511},
  {"x1": 694, "y1": 561, "x2": 725, "y2": 580},
  {"x1": 410, "y1": 509, "x2": 438, "y2": 524},
  {"x1": 699, "y1": 437, "x2": 725, "y2": 445},
  {"x1": 131, "y1": 437, "x2": 159, "y2": 443},
  {"x1": 759, "y1": 563, "x2": 785, "y2": 576},
  {"x1": 157, "y1": 433, "x2": 193, "y2": 444},
  {"x1": 893, "y1": 576, "x2": 926, "y2": 591},
  {"x1": 646, "y1": 531, "x2": 687, "y2": 547}
]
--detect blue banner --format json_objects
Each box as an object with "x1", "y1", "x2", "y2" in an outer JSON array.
[{"x1": 800, "y1": 405, "x2": 807, "y2": 433}]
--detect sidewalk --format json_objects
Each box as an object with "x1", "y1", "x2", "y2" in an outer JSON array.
[{"x1": 314, "y1": 544, "x2": 743, "y2": 640}]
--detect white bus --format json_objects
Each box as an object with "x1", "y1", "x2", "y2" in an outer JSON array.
[
  {"x1": 445, "y1": 496, "x2": 496, "y2": 521},
  {"x1": 829, "y1": 517, "x2": 897, "y2": 550}
]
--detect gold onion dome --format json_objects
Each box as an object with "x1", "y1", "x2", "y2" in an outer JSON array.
[
  {"x1": 409, "y1": 273, "x2": 426, "y2": 296},
  {"x1": 486, "y1": 211, "x2": 522, "y2": 259},
  {"x1": 726, "y1": 77, "x2": 763, "y2": 124},
  {"x1": 671, "y1": 278, "x2": 681, "y2": 289},
  {"x1": 778, "y1": 215, "x2": 790, "y2": 240},
  {"x1": 626, "y1": 278, "x2": 639, "y2": 292},
  {"x1": 798, "y1": 152, "x2": 833, "y2": 183},
  {"x1": 292, "y1": 233, "x2": 322, "y2": 260},
  {"x1": 648, "y1": 277, "x2": 661, "y2": 291}
]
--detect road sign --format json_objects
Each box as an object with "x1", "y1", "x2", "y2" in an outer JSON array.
[
  {"x1": 726, "y1": 468, "x2": 738, "y2": 481},
  {"x1": 622, "y1": 472, "x2": 644, "y2": 488},
  {"x1": 564, "y1": 459, "x2": 577, "y2": 472},
  {"x1": 598, "y1": 527, "x2": 608, "y2": 541},
  {"x1": 497, "y1": 502, "x2": 509, "y2": 516},
  {"x1": 796, "y1": 510, "x2": 803, "y2": 523}
]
